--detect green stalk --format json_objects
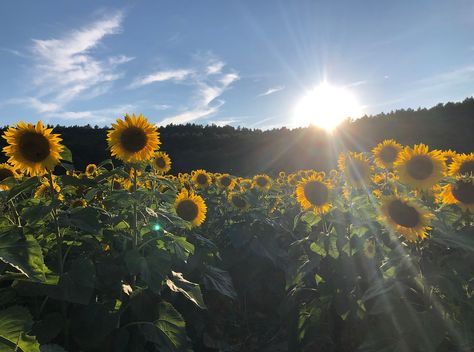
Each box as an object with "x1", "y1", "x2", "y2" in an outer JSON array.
[{"x1": 47, "y1": 171, "x2": 69, "y2": 347}]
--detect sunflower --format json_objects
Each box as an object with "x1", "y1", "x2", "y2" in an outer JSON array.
[
  {"x1": 191, "y1": 170, "x2": 212, "y2": 188},
  {"x1": 295, "y1": 174, "x2": 332, "y2": 214},
  {"x1": 239, "y1": 179, "x2": 253, "y2": 191},
  {"x1": 34, "y1": 176, "x2": 63, "y2": 201},
  {"x1": 174, "y1": 188, "x2": 207, "y2": 227},
  {"x1": 449, "y1": 153, "x2": 474, "y2": 177},
  {"x1": 216, "y1": 174, "x2": 236, "y2": 190},
  {"x1": 253, "y1": 174, "x2": 272, "y2": 190},
  {"x1": 443, "y1": 149, "x2": 458, "y2": 167},
  {"x1": 394, "y1": 144, "x2": 445, "y2": 190},
  {"x1": 379, "y1": 195, "x2": 433, "y2": 242},
  {"x1": 2, "y1": 121, "x2": 64, "y2": 176},
  {"x1": 372, "y1": 139, "x2": 403, "y2": 169},
  {"x1": 151, "y1": 151, "x2": 171, "y2": 174},
  {"x1": 228, "y1": 192, "x2": 250, "y2": 211},
  {"x1": 85, "y1": 164, "x2": 97, "y2": 177},
  {"x1": 439, "y1": 177, "x2": 474, "y2": 212},
  {"x1": 338, "y1": 152, "x2": 372, "y2": 188},
  {"x1": 0, "y1": 163, "x2": 19, "y2": 191},
  {"x1": 71, "y1": 199, "x2": 87, "y2": 208},
  {"x1": 107, "y1": 113, "x2": 160, "y2": 163},
  {"x1": 278, "y1": 171, "x2": 286, "y2": 178}
]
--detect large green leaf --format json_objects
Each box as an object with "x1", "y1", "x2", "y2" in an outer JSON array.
[
  {"x1": 166, "y1": 271, "x2": 206, "y2": 309},
  {"x1": 125, "y1": 249, "x2": 171, "y2": 293},
  {"x1": 0, "y1": 306, "x2": 40, "y2": 352},
  {"x1": 6, "y1": 177, "x2": 39, "y2": 201},
  {"x1": 202, "y1": 265, "x2": 237, "y2": 299},
  {"x1": 140, "y1": 301, "x2": 187, "y2": 351},
  {"x1": 0, "y1": 226, "x2": 47, "y2": 281},
  {"x1": 66, "y1": 207, "x2": 101, "y2": 233}
]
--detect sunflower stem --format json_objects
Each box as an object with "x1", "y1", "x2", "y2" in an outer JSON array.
[{"x1": 47, "y1": 171, "x2": 69, "y2": 348}]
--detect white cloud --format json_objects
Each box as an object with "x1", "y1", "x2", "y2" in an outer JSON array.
[
  {"x1": 258, "y1": 85, "x2": 285, "y2": 97},
  {"x1": 45, "y1": 104, "x2": 137, "y2": 124},
  {"x1": 30, "y1": 11, "x2": 129, "y2": 107},
  {"x1": 158, "y1": 60, "x2": 239, "y2": 126},
  {"x1": 206, "y1": 60, "x2": 225, "y2": 75},
  {"x1": 129, "y1": 69, "x2": 193, "y2": 88}
]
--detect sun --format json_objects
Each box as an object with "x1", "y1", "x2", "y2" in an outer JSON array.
[{"x1": 293, "y1": 82, "x2": 362, "y2": 131}]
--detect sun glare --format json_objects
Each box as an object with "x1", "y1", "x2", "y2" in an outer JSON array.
[{"x1": 293, "y1": 82, "x2": 362, "y2": 131}]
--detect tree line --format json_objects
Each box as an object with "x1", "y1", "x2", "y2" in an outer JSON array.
[{"x1": 1, "y1": 97, "x2": 473, "y2": 175}]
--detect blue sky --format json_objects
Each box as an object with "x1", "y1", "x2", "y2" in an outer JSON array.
[{"x1": 0, "y1": 0, "x2": 473, "y2": 129}]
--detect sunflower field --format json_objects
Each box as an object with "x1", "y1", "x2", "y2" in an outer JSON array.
[{"x1": 0, "y1": 114, "x2": 473, "y2": 352}]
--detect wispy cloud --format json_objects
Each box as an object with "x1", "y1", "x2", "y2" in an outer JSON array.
[
  {"x1": 258, "y1": 85, "x2": 285, "y2": 97},
  {"x1": 206, "y1": 60, "x2": 225, "y2": 75},
  {"x1": 45, "y1": 104, "x2": 137, "y2": 124},
  {"x1": 30, "y1": 10, "x2": 131, "y2": 107},
  {"x1": 129, "y1": 69, "x2": 194, "y2": 88},
  {"x1": 158, "y1": 58, "x2": 239, "y2": 126}
]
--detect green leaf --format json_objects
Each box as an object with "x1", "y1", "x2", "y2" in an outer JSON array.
[
  {"x1": 0, "y1": 226, "x2": 47, "y2": 281},
  {"x1": 7, "y1": 177, "x2": 40, "y2": 201},
  {"x1": 166, "y1": 234, "x2": 194, "y2": 260},
  {"x1": 166, "y1": 271, "x2": 206, "y2": 309},
  {"x1": 21, "y1": 202, "x2": 54, "y2": 225},
  {"x1": 0, "y1": 306, "x2": 40, "y2": 352},
  {"x1": 59, "y1": 146, "x2": 73, "y2": 163},
  {"x1": 67, "y1": 207, "x2": 101, "y2": 233},
  {"x1": 125, "y1": 249, "x2": 171, "y2": 293},
  {"x1": 315, "y1": 274, "x2": 324, "y2": 285},
  {"x1": 327, "y1": 235, "x2": 339, "y2": 259},
  {"x1": 301, "y1": 211, "x2": 321, "y2": 226},
  {"x1": 202, "y1": 265, "x2": 237, "y2": 300},
  {"x1": 310, "y1": 242, "x2": 326, "y2": 256},
  {"x1": 140, "y1": 301, "x2": 187, "y2": 351}
]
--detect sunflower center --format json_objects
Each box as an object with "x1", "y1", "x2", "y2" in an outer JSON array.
[
  {"x1": 256, "y1": 177, "x2": 268, "y2": 187},
  {"x1": 347, "y1": 160, "x2": 367, "y2": 182},
  {"x1": 154, "y1": 157, "x2": 166, "y2": 169},
  {"x1": 220, "y1": 176, "x2": 231, "y2": 187},
  {"x1": 0, "y1": 168, "x2": 14, "y2": 181},
  {"x1": 459, "y1": 161, "x2": 474, "y2": 176},
  {"x1": 231, "y1": 195, "x2": 247, "y2": 208},
  {"x1": 387, "y1": 200, "x2": 420, "y2": 228},
  {"x1": 379, "y1": 146, "x2": 398, "y2": 163},
  {"x1": 176, "y1": 199, "x2": 199, "y2": 222},
  {"x1": 406, "y1": 155, "x2": 434, "y2": 180},
  {"x1": 452, "y1": 181, "x2": 474, "y2": 204},
  {"x1": 19, "y1": 132, "x2": 50, "y2": 162},
  {"x1": 196, "y1": 173, "x2": 208, "y2": 185},
  {"x1": 303, "y1": 181, "x2": 329, "y2": 206},
  {"x1": 120, "y1": 127, "x2": 148, "y2": 153}
]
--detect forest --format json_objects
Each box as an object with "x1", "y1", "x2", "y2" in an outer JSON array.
[{"x1": 1, "y1": 97, "x2": 473, "y2": 174}]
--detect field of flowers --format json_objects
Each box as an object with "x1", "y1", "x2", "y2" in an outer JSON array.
[{"x1": 0, "y1": 114, "x2": 473, "y2": 352}]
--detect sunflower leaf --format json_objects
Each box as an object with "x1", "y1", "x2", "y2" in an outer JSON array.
[
  {"x1": 0, "y1": 306, "x2": 40, "y2": 352},
  {"x1": 59, "y1": 146, "x2": 73, "y2": 163}
]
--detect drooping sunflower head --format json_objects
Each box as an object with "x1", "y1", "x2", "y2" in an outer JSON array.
[
  {"x1": 338, "y1": 152, "x2": 372, "y2": 188},
  {"x1": 151, "y1": 151, "x2": 171, "y2": 174},
  {"x1": 449, "y1": 153, "x2": 474, "y2": 177},
  {"x1": 174, "y1": 188, "x2": 207, "y2": 227},
  {"x1": 379, "y1": 195, "x2": 433, "y2": 242},
  {"x1": 0, "y1": 163, "x2": 19, "y2": 191},
  {"x1": 34, "y1": 175, "x2": 63, "y2": 201},
  {"x1": 2, "y1": 121, "x2": 64, "y2": 176},
  {"x1": 228, "y1": 191, "x2": 250, "y2": 211},
  {"x1": 85, "y1": 163, "x2": 98, "y2": 177},
  {"x1": 71, "y1": 198, "x2": 88, "y2": 208},
  {"x1": 394, "y1": 144, "x2": 446, "y2": 190},
  {"x1": 443, "y1": 149, "x2": 458, "y2": 167},
  {"x1": 439, "y1": 177, "x2": 474, "y2": 212},
  {"x1": 372, "y1": 139, "x2": 403, "y2": 169},
  {"x1": 191, "y1": 170, "x2": 212, "y2": 188},
  {"x1": 216, "y1": 174, "x2": 236, "y2": 190},
  {"x1": 253, "y1": 174, "x2": 272, "y2": 190},
  {"x1": 107, "y1": 113, "x2": 160, "y2": 163},
  {"x1": 295, "y1": 174, "x2": 332, "y2": 214}
]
